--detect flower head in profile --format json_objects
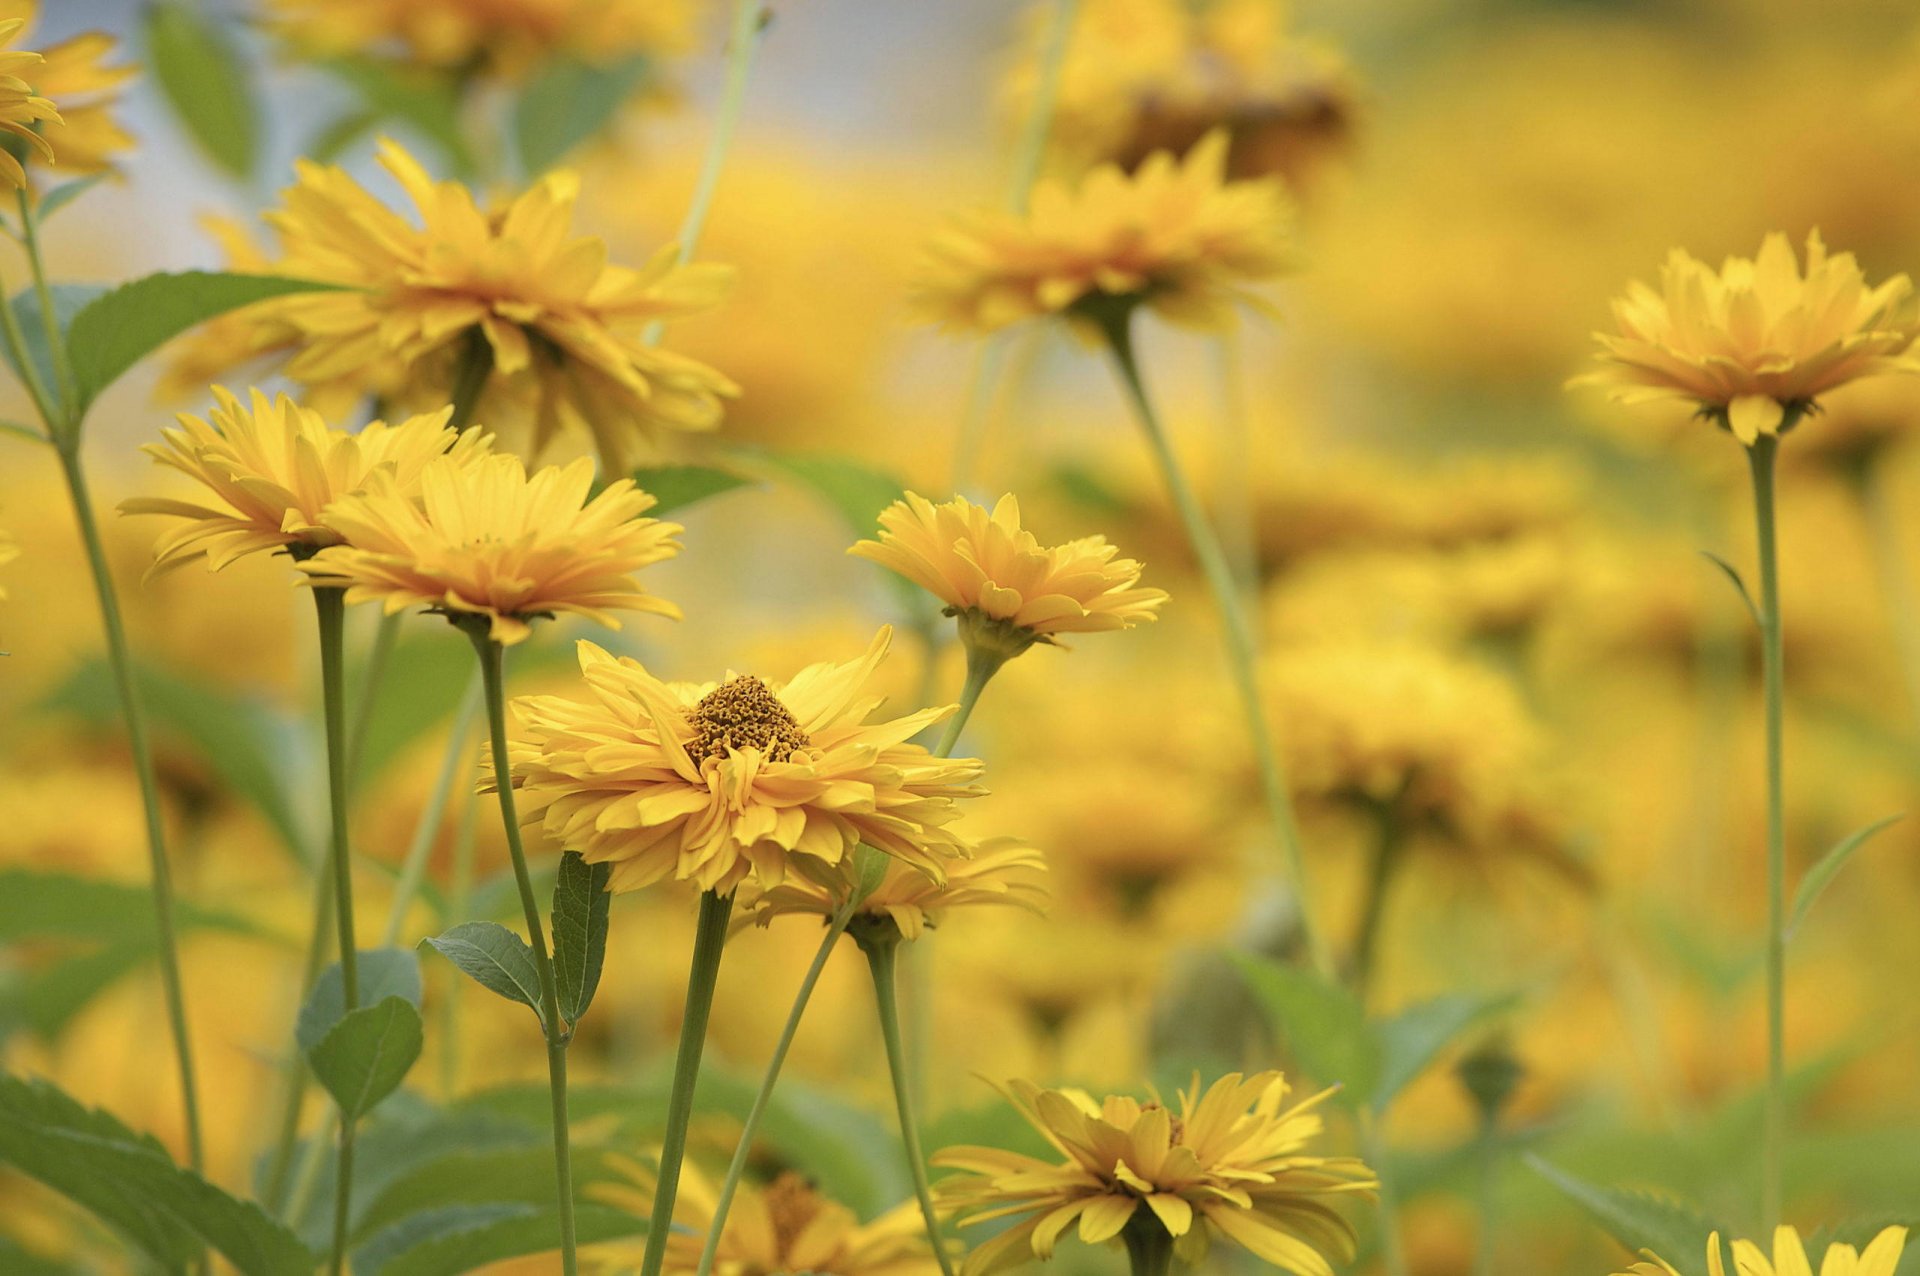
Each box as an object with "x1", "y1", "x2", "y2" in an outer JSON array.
[
  {"x1": 739, "y1": 835, "x2": 1049, "y2": 941},
  {"x1": 936, "y1": 1071, "x2": 1374, "y2": 1275},
  {"x1": 1617, "y1": 1226, "x2": 1906, "y2": 1276},
  {"x1": 297, "y1": 453, "x2": 681, "y2": 645},
  {"x1": 505, "y1": 628, "x2": 983, "y2": 896},
  {"x1": 0, "y1": 1, "x2": 136, "y2": 174},
  {"x1": 0, "y1": 18, "x2": 57, "y2": 188},
  {"x1": 851, "y1": 492, "x2": 1167, "y2": 665},
  {"x1": 1578, "y1": 230, "x2": 1920, "y2": 445},
  {"x1": 913, "y1": 130, "x2": 1293, "y2": 336},
  {"x1": 119, "y1": 386, "x2": 489, "y2": 575},
  {"x1": 195, "y1": 139, "x2": 737, "y2": 469}
]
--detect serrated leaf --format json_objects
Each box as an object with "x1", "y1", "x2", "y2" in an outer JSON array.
[
  {"x1": 1526, "y1": 1156, "x2": 1724, "y2": 1276},
  {"x1": 144, "y1": 1, "x2": 259, "y2": 178},
  {"x1": 1787, "y1": 813, "x2": 1902, "y2": 941},
  {"x1": 1374, "y1": 991, "x2": 1520, "y2": 1112},
  {"x1": 1699, "y1": 550, "x2": 1761, "y2": 629},
  {"x1": 1231, "y1": 953, "x2": 1380, "y2": 1105},
  {"x1": 309, "y1": 996, "x2": 424, "y2": 1120},
  {"x1": 514, "y1": 55, "x2": 651, "y2": 176},
  {"x1": 319, "y1": 58, "x2": 476, "y2": 177},
  {"x1": 297, "y1": 949, "x2": 423, "y2": 1054},
  {"x1": 0, "y1": 284, "x2": 106, "y2": 407},
  {"x1": 628, "y1": 463, "x2": 755, "y2": 516},
  {"x1": 359, "y1": 1202, "x2": 642, "y2": 1276},
  {"x1": 0, "y1": 1073, "x2": 313, "y2": 1274},
  {"x1": 65, "y1": 271, "x2": 340, "y2": 413},
  {"x1": 550, "y1": 853, "x2": 610, "y2": 1027},
  {"x1": 36, "y1": 175, "x2": 109, "y2": 222},
  {"x1": 422, "y1": 922, "x2": 545, "y2": 1028}
]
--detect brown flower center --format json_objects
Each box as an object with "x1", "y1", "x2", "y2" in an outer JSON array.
[
  {"x1": 762, "y1": 1172, "x2": 825, "y2": 1256},
  {"x1": 688, "y1": 675, "x2": 811, "y2": 762}
]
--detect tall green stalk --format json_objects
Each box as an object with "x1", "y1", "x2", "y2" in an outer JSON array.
[
  {"x1": 1092, "y1": 303, "x2": 1331, "y2": 975},
  {"x1": 1856, "y1": 457, "x2": 1920, "y2": 724},
  {"x1": 1746, "y1": 432, "x2": 1788, "y2": 1232},
  {"x1": 640, "y1": 889, "x2": 735, "y2": 1276},
  {"x1": 934, "y1": 645, "x2": 1001, "y2": 758},
  {"x1": 861, "y1": 928, "x2": 958, "y2": 1276},
  {"x1": 314, "y1": 584, "x2": 361, "y2": 1276},
  {"x1": 1351, "y1": 801, "x2": 1402, "y2": 1000},
  {"x1": 469, "y1": 629, "x2": 580, "y2": 1275}
]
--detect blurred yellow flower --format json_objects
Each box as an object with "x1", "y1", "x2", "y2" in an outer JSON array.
[
  {"x1": 914, "y1": 131, "x2": 1292, "y2": 335},
  {"x1": 209, "y1": 139, "x2": 737, "y2": 469},
  {"x1": 0, "y1": 17, "x2": 56, "y2": 188},
  {"x1": 1617, "y1": 1226, "x2": 1907, "y2": 1276},
  {"x1": 1580, "y1": 230, "x2": 1920, "y2": 444},
  {"x1": 297, "y1": 453, "x2": 681, "y2": 645},
  {"x1": 936, "y1": 1071, "x2": 1374, "y2": 1274},
  {"x1": 119, "y1": 387, "x2": 487, "y2": 575},
  {"x1": 851, "y1": 492, "x2": 1167, "y2": 651},
  {"x1": 740, "y1": 835, "x2": 1049, "y2": 941},
  {"x1": 506, "y1": 628, "x2": 984, "y2": 895},
  {"x1": 0, "y1": 529, "x2": 14, "y2": 601},
  {"x1": 0, "y1": 1, "x2": 135, "y2": 174}
]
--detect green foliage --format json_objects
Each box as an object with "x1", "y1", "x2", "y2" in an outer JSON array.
[
  {"x1": 751, "y1": 449, "x2": 908, "y2": 538},
  {"x1": 1374, "y1": 991, "x2": 1519, "y2": 1112},
  {"x1": 309, "y1": 997, "x2": 425, "y2": 1120},
  {"x1": 550, "y1": 852, "x2": 611, "y2": 1027},
  {"x1": 1526, "y1": 1156, "x2": 1725, "y2": 1276},
  {"x1": 143, "y1": 1, "x2": 260, "y2": 178},
  {"x1": 1788, "y1": 814, "x2": 1903, "y2": 940},
  {"x1": 316, "y1": 58, "x2": 476, "y2": 177},
  {"x1": 423, "y1": 923, "x2": 546, "y2": 1028},
  {"x1": 36, "y1": 176, "x2": 111, "y2": 222},
  {"x1": 1, "y1": 285, "x2": 105, "y2": 409},
  {"x1": 358, "y1": 1203, "x2": 642, "y2": 1276},
  {"x1": 515, "y1": 55, "x2": 653, "y2": 176},
  {"x1": 1232, "y1": 954, "x2": 1381, "y2": 1105},
  {"x1": 628, "y1": 463, "x2": 757, "y2": 516},
  {"x1": 298, "y1": 949, "x2": 424, "y2": 1054},
  {"x1": 355, "y1": 1144, "x2": 622, "y2": 1239},
  {"x1": 0, "y1": 1074, "x2": 312, "y2": 1274}
]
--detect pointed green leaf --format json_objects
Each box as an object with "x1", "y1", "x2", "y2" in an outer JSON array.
[
  {"x1": 297, "y1": 949, "x2": 423, "y2": 1054},
  {"x1": 628, "y1": 463, "x2": 756, "y2": 516},
  {"x1": 750, "y1": 449, "x2": 907, "y2": 539},
  {"x1": 36, "y1": 175, "x2": 109, "y2": 222},
  {"x1": 1698, "y1": 550, "x2": 1761, "y2": 629},
  {"x1": 1788, "y1": 813, "x2": 1903, "y2": 941},
  {"x1": 0, "y1": 868, "x2": 261, "y2": 945},
  {"x1": 514, "y1": 55, "x2": 652, "y2": 176},
  {"x1": 144, "y1": 1, "x2": 260, "y2": 178},
  {"x1": 359, "y1": 1202, "x2": 642, "y2": 1276},
  {"x1": 1526, "y1": 1156, "x2": 1725, "y2": 1276},
  {"x1": 65, "y1": 271, "x2": 342, "y2": 413},
  {"x1": 1, "y1": 284, "x2": 106, "y2": 406},
  {"x1": 318, "y1": 58, "x2": 476, "y2": 178},
  {"x1": 355, "y1": 1144, "x2": 623, "y2": 1240},
  {"x1": 1231, "y1": 953, "x2": 1380, "y2": 1105},
  {"x1": 0, "y1": 418, "x2": 45, "y2": 444},
  {"x1": 309, "y1": 996, "x2": 424, "y2": 1120},
  {"x1": 422, "y1": 922, "x2": 546, "y2": 1029},
  {"x1": 550, "y1": 853, "x2": 611, "y2": 1027},
  {"x1": 1373, "y1": 991, "x2": 1520, "y2": 1112}
]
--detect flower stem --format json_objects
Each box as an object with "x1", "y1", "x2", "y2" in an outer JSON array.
[
  {"x1": 934, "y1": 646, "x2": 1000, "y2": 758},
  {"x1": 469, "y1": 630, "x2": 579, "y2": 1276},
  {"x1": 446, "y1": 332, "x2": 495, "y2": 434},
  {"x1": 1472, "y1": 1119, "x2": 1499, "y2": 1276},
  {"x1": 863, "y1": 932, "x2": 958, "y2": 1276},
  {"x1": 345, "y1": 611, "x2": 402, "y2": 790},
  {"x1": 314, "y1": 585, "x2": 363, "y2": 1276},
  {"x1": 262, "y1": 866, "x2": 334, "y2": 1214},
  {"x1": 640, "y1": 888, "x2": 735, "y2": 1276},
  {"x1": 694, "y1": 907, "x2": 857, "y2": 1276},
  {"x1": 1120, "y1": 1211, "x2": 1177, "y2": 1276},
  {"x1": 1361, "y1": 1114, "x2": 1409, "y2": 1276},
  {"x1": 1856, "y1": 457, "x2": 1920, "y2": 725},
  {"x1": 1094, "y1": 305, "x2": 1332, "y2": 976},
  {"x1": 440, "y1": 785, "x2": 481, "y2": 1098},
  {"x1": 17, "y1": 187, "x2": 75, "y2": 419},
  {"x1": 1746, "y1": 433, "x2": 1788, "y2": 1232},
  {"x1": 1352, "y1": 801, "x2": 1402, "y2": 1000},
  {"x1": 380, "y1": 677, "x2": 483, "y2": 946},
  {"x1": 51, "y1": 444, "x2": 205, "y2": 1173}
]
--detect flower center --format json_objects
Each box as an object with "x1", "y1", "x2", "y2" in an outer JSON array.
[
  {"x1": 687, "y1": 675, "x2": 811, "y2": 762},
  {"x1": 761, "y1": 1172, "x2": 824, "y2": 1256},
  {"x1": 1143, "y1": 1101, "x2": 1186, "y2": 1145}
]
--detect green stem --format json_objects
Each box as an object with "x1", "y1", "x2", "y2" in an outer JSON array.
[
  {"x1": 694, "y1": 909, "x2": 855, "y2": 1276},
  {"x1": 440, "y1": 786, "x2": 480, "y2": 1098},
  {"x1": 470, "y1": 630, "x2": 579, "y2": 1276},
  {"x1": 1210, "y1": 333, "x2": 1261, "y2": 611},
  {"x1": 1094, "y1": 306, "x2": 1331, "y2": 976},
  {"x1": 1857, "y1": 458, "x2": 1920, "y2": 726},
  {"x1": 262, "y1": 862, "x2": 336, "y2": 1215},
  {"x1": 445, "y1": 334, "x2": 494, "y2": 434},
  {"x1": 379, "y1": 677, "x2": 483, "y2": 947},
  {"x1": 17, "y1": 188, "x2": 74, "y2": 420},
  {"x1": 345, "y1": 612, "x2": 402, "y2": 790},
  {"x1": 864, "y1": 935, "x2": 958, "y2": 1276},
  {"x1": 1120, "y1": 1211, "x2": 1176, "y2": 1276},
  {"x1": 1361, "y1": 1115, "x2": 1408, "y2": 1276},
  {"x1": 1472, "y1": 1121, "x2": 1498, "y2": 1276},
  {"x1": 1352, "y1": 801, "x2": 1401, "y2": 1001},
  {"x1": 640, "y1": 889, "x2": 735, "y2": 1276},
  {"x1": 315, "y1": 585, "x2": 362, "y2": 1276},
  {"x1": 933, "y1": 646, "x2": 1000, "y2": 758},
  {"x1": 1747, "y1": 433, "x2": 1787, "y2": 1232},
  {"x1": 52, "y1": 445, "x2": 204, "y2": 1172}
]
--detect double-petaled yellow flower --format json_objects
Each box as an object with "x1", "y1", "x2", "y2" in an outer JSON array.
[
  {"x1": 120, "y1": 386, "x2": 489, "y2": 575},
  {"x1": 0, "y1": 1, "x2": 135, "y2": 174},
  {"x1": 739, "y1": 835, "x2": 1049, "y2": 941},
  {"x1": 504, "y1": 628, "x2": 984, "y2": 896},
  {"x1": 913, "y1": 130, "x2": 1293, "y2": 335},
  {"x1": 1617, "y1": 1226, "x2": 1907, "y2": 1276},
  {"x1": 0, "y1": 17, "x2": 56, "y2": 188},
  {"x1": 1579, "y1": 230, "x2": 1920, "y2": 445},
  {"x1": 297, "y1": 453, "x2": 681, "y2": 645},
  {"x1": 936, "y1": 1071, "x2": 1374, "y2": 1275}
]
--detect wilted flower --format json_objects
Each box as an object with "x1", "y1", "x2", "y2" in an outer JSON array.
[
  {"x1": 739, "y1": 835, "x2": 1048, "y2": 940},
  {"x1": 1617, "y1": 1226, "x2": 1906, "y2": 1276}
]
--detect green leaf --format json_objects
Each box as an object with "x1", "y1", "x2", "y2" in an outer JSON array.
[
  {"x1": 0, "y1": 1235, "x2": 83, "y2": 1275},
  {"x1": 514, "y1": 55, "x2": 651, "y2": 176},
  {"x1": 319, "y1": 58, "x2": 476, "y2": 178},
  {"x1": 1698, "y1": 550, "x2": 1761, "y2": 629},
  {"x1": 308, "y1": 109, "x2": 381, "y2": 165},
  {"x1": 309, "y1": 996, "x2": 424, "y2": 1120},
  {"x1": 0, "y1": 418, "x2": 44, "y2": 444},
  {"x1": 0, "y1": 1073, "x2": 313, "y2": 1274},
  {"x1": 628, "y1": 463, "x2": 756, "y2": 516},
  {"x1": 65, "y1": 271, "x2": 341, "y2": 414},
  {"x1": 143, "y1": 1, "x2": 259, "y2": 179},
  {"x1": 1231, "y1": 953, "x2": 1380, "y2": 1105},
  {"x1": 1525, "y1": 1156, "x2": 1725, "y2": 1276},
  {"x1": 750, "y1": 449, "x2": 908, "y2": 539},
  {"x1": 297, "y1": 949, "x2": 423, "y2": 1054},
  {"x1": 359, "y1": 1202, "x2": 642, "y2": 1276},
  {"x1": 1, "y1": 284, "x2": 106, "y2": 406},
  {"x1": 1373, "y1": 991, "x2": 1519, "y2": 1113},
  {"x1": 550, "y1": 853, "x2": 611, "y2": 1027},
  {"x1": 1787, "y1": 813, "x2": 1902, "y2": 941},
  {"x1": 354, "y1": 631, "x2": 572, "y2": 786},
  {"x1": 37, "y1": 175, "x2": 110, "y2": 223},
  {"x1": 0, "y1": 943, "x2": 161, "y2": 1042},
  {"x1": 422, "y1": 923, "x2": 545, "y2": 1028},
  {"x1": 0, "y1": 868, "x2": 259, "y2": 945},
  {"x1": 354, "y1": 1144, "x2": 623, "y2": 1240}
]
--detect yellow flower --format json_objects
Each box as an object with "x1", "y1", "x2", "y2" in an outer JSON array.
[
  {"x1": 297, "y1": 453, "x2": 682, "y2": 646},
  {"x1": 505, "y1": 628, "x2": 985, "y2": 895},
  {"x1": 739, "y1": 835, "x2": 1049, "y2": 941},
  {"x1": 0, "y1": 529, "x2": 15, "y2": 603},
  {"x1": 935, "y1": 1071, "x2": 1374, "y2": 1276},
  {"x1": 1579, "y1": 230, "x2": 1920, "y2": 444},
  {"x1": 204, "y1": 138, "x2": 737, "y2": 469},
  {"x1": 913, "y1": 130, "x2": 1293, "y2": 335},
  {"x1": 1618, "y1": 1226, "x2": 1907, "y2": 1276},
  {"x1": 851, "y1": 493, "x2": 1167, "y2": 660},
  {"x1": 0, "y1": 1, "x2": 135, "y2": 174},
  {"x1": 119, "y1": 386, "x2": 489, "y2": 575},
  {"x1": 0, "y1": 17, "x2": 57, "y2": 188}
]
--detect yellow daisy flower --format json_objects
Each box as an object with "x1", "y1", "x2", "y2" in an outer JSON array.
[
  {"x1": 913, "y1": 130, "x2": 1293, "y2": 336},
  {"x1": 936, "y1": 1071, "x2": 1375, "y2": 1276},
  {"x1": 0, "y1": 17, "x2": 58, "y2": 188},
  {"x1": 119, "y1": 386, "x2": 489, "y2": 575},
  {"x1": 1579, "y1": 230, "x2": 1920, "y2": 445},
  {"x1": 1618, "y1": 1226, "x2": 1907, "y2": 1276},
  {"x1": 738, "y1": 835, "x2": 1049, "y2": 941},
  {"x1": 851, "y1": 492, "x2": 1167, "y2": 663},
  {"x1": 296, "y1": 452, "x2": 682, "y2": 646},
  {"x1": 504, "y1": 627, "x2": 984, "y2": 896},
  {"x1": 206, "y1": 138, "x2": 737, "y2": 469},
  {"x1": 0, "y1": 1, "x2": 135, "y2": 174}
]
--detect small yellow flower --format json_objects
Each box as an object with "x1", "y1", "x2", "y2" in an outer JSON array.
[
  {"x1": 1579, "y1": 230, "x2": 1920, "y2": 445},
  {"x1": 297, "y1": 453, "x2": 681, "y2": 646},
  {"x1": 0, "y1": 1, "x2": 136, "y2": 174},
  {"x1": 913, "y1": 130, "x2": 1293, "y2": 335},
  {"x1": 0, "y1": 17, "x2": 58, "y2": 189},
  {"x1": 850, "y1": 492, "x2": 1167, "y2": 661},
  {"x1": 936, "y1": 1071, "x2": 1374, "y2": 1275},
  {"x1": 1617, "y1": 1226, "x2": 1907, "y2": 1276},
  {"x1": 739, "y1": 835, "x2": 1049, "y2": 941},
  {"x1": 119, "y1": 386, "x2": 489, "y2": 575},
  {"x1": 505, "y1": 628, "x2": 985, "y2": 896}
]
